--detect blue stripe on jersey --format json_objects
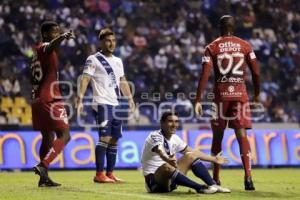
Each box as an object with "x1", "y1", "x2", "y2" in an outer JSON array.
[{"x1": 95, "y1": 53, "x2": 120, "y2": 98}]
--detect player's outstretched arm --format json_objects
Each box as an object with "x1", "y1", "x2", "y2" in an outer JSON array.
[
  {"x1": 45, "y1": 30, "x2": 75, "y2": 54},
  {"x1": 182, "y1": 147, "x2": 229, "y2": 165}
]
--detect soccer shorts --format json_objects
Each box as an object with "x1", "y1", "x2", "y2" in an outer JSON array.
[
  {"x1": 211, "y1": 101, "x2": 252, "y2": 130},
  {"x1": 93, "y1": 104, "x2": 122, "y2": 139},
  {"x1": 144, "y1": 173, "x2": 177, "y2": 193},
  {"x1": 31, "y1": 100, "x2": 69, "y2": 132}
]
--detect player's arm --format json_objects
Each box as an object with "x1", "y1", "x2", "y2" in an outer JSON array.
[
  {"x1": 120, "y1": 76, "x2": 135, "y2": 113},
  {"x1": 247, "y1": 49, "x2": 260, "y2": 102},
  {"x1": 152, "y1": 145, "x2": 177, "y2": 168},
  {"x1": 76, "y1": 74, "x2": 91, "y2": 115},
  {"x1": 45, "y1": 30, "x2": 75, "y2": 54},
  {"x1": 195, "y1": 48, "x2": 213, "y2": 116},
  {"x1": 182, "y1": 146, "x2": 229, "y2": 165}
]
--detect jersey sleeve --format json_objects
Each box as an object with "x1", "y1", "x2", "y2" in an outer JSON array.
[
  {"x1": 83, "y1": 56, "x2": 96, "y2": 76},
  {"x1": 195, "y1": 46, "x2": 213, "y2": 102},
  {"x1": 119, "y1": 58, "x2": 125, "y2": 77},
  {"x1": 245, "y1": 44, "x2": 260, "y2": 97},
  {"x1": 148, "y1": 132, "x2": 164, "y2": 152},
  {"x1": 173, "y1": 135, "x2": 188, "y2": 153}
]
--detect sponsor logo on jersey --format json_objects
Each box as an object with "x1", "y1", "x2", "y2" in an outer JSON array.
[
  {"x1": 217, "y1": 76, "x2": 244, "y2": 83},
  {"x1": 228, "y1": 85, "x2": 235, "y2": 92},
  {"x1": 108, "y1": 72, "x2": 117, "y2": 88},
  {"x1": 151, "y1": 135, "x2": 162, "y2": 143},
  {"x1": 219, "y1": 41, "x2": 241, "y2": 52},
  {"x1": 84, "y1": 59, "x2": 93, "y2": 68},
  {"x1": 220, "y1": 85, "x2": 242, "y2": 97},
  {"x1": 220, "y1": 91, "x2": 242, "y2": 97}
]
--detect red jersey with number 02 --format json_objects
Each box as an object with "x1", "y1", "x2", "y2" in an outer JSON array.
[
  {"x1": 196, "y1": 36, "x2": 260, "y2": 102},
  {"x1": 31, "y1": 42, "x2": 62, "y2": 102}
]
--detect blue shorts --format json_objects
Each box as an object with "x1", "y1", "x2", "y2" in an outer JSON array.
[
  {"x1": 144, "y1": 174, "x2": 177, "y2": 193},
  {"x1": 93, "y1": 104, "x2": 122, "y2": 139}
]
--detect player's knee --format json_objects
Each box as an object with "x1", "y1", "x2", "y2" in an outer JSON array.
[{"x1": 155, "y1": 163, "x2": 175, "y2": 182}]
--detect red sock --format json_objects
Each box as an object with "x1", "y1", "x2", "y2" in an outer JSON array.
[
  {"x1": 237, "y1": 136, "x2": 252, "y2": 177},
  {"x1": 42, "y1": 139, "x2": 65, "y2": 168},
  {"x1": 211, "y1": 138, "x2": 222, "y2": 182}
]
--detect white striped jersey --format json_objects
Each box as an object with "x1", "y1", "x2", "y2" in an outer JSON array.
[{"x1": 141, "y1": 129, "x2": 187, "y2": 176}]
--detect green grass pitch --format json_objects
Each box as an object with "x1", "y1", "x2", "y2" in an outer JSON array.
[{"x1": 1, "y1": 169, "x2": 299, "y2": 200}]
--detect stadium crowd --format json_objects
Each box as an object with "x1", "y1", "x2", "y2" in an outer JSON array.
[{"x1": 0, "y1": 0, "x2": 299, "y2": 125}]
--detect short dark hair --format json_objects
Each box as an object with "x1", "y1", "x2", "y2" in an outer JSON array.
[
  {"x1": 160, "y1": 111, "x2": 179, "y2": 123},
  {"x1": 41, "y1": 21, "x2": 58, "y2": 35},
  {"x1": 98, "y1": 28, "x2": 115, "y2": 41}
]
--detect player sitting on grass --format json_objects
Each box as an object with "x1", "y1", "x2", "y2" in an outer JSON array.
[{"x1": 141, "y1": 111, "x2": 231, "y2": 194}]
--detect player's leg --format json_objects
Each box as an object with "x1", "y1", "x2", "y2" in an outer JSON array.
[
  {"x1": 229, "y1": 101, "x2": 255, "y2": 190},
  {"x1": 35, "y1": 128, "x2": 70, "y2": 187},
  {"x1": 177, "y1": 152, "x2": 230, "y2": 193},
  {"x1": 234, "y1": 128, "x2": 255, "y2": 190},
  {"x1": 37, "y1": 101, "x2": 70, "y2": 168},
  {"x1": 93, "y1": 104, "x2": 114, "y2": 183},
  {"x1": 153, "y1": 163, "x2": 214, "y2": 193},
  {"x1": 211, "y1": 128, "x2": 225, "y2": 184},
  {"x1": 178, "y1": 152, "x2": 214, "y2": 185},
  {"x1": 35, "y1": 130, "x2": 55, "y2": 187},
  {"x1": 40, "y1": 127, "x2": 70, "y2": 168},
  {"x1": 94, "y1": 135, "x2": 115, "y2": 183},
  {"x1": 210, "y1": 101, "x2": 227, "y2": 184},
  {"x1": 33, "y1": 102, "x2": 70, "y2": 187},
  {"x1": 106, "y1": 118, "x2": 123, "y2": 182}
]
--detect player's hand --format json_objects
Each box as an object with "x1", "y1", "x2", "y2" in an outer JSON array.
[
  {"x1": 215, "y1": 151, "x2": 229, "y2": 165},
  {"x1": 194, "y1": 102, "x2": 203, "y2": 116},
  {"x1": 76, "y1": 99, "x2": 83, "y2": 116},
  {"x1": 128, "y1": 98, "x2": 135, "y2": 114},
  {"x1": 251, "y1": 95, "x2": 261, "y2": 110},
  {"x1": 63, "y1": 30, "x2": 75, "y2": 40}
]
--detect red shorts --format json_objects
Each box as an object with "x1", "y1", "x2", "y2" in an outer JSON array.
[
  {"x1": 32, "y1": 100, "x2": 69, "y2": 131},
  {"x1": 211, "y1": 101, "x2": 252, "y2": 130}
]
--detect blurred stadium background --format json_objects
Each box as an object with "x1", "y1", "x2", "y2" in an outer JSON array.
[{"x1": 0, "y1": 1, "x2": 300, "y2": 197}]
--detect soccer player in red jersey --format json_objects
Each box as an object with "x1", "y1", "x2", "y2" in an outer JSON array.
[
  {"x1": 31, "y1": 21, "x2": 74, "y2": 187},
  {"x1": 195, "y1": 15, "x2": 260, "y2": 190}
]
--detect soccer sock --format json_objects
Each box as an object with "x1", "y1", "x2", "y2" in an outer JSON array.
[
  {"x1": 42, "y1": 138, "x2": 65, "y2": 168},
  {"x1": 95, "y1": 141, "x2": 108, "y2": 173},
  {"x1": 191, "y1": 159, "x2": 215, "y2": 185},
  {"x1": 106, "y1": 144, "x2": 118, "y2": 173},
  {"x1": 211, "y1": 138, "x2": 222, "y2": 182},
  {"x1": 237, "y1": 136, "x2": 252, "y2": 177},
  {"x1": 172, "y1": 170, "x2": 205, "y2": 191}
]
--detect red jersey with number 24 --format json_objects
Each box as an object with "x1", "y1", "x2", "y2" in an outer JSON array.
[
  {"x1": 196, "y1": 36, "x2": 260, "y2": 102},
  {"x1": 31, "y1": 43, "x2": 62, "y2": 102}
]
